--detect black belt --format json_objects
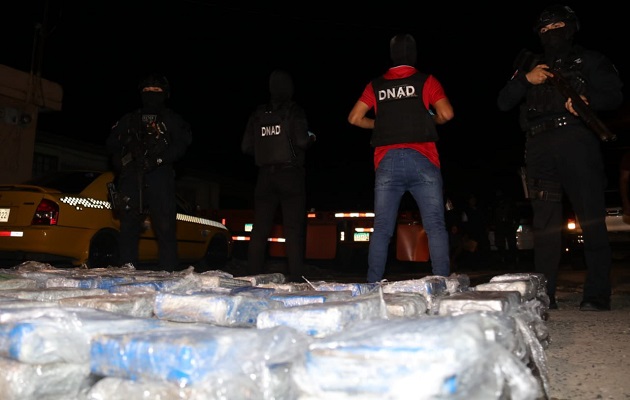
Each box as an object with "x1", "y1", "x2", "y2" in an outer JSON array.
[{"x1": 527, "y1": 116, "x2": 582, "y2": 137}]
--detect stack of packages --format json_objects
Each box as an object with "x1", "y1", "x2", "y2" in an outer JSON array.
[{"x1": 0, "y1": 261, "x2": 550, "y2": 400}]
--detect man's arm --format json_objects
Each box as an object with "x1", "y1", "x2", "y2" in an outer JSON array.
[
  {"x1": 432, "y1": 97, "x2": 454, "y2": 125},
  {"x1": 347, "y1": 100, "x2": 374, "y2": 129}
]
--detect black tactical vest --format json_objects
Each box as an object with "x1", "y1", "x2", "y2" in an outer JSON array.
[
  {"x1": 253, "y1": 103, "x2": 296, "y2": 166},
  {"x1": 523, "y1": 49, "x2": 588, "y2": 124},
  {"x1": 136, "y1": 110, "x2": 170, "y2": 154},
  {"x1": 370, "y1": 72, "x2": 438, "y2": 147}
]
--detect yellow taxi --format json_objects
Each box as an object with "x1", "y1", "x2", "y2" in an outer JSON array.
[{"x1": 0, "y1": 170, "x2": 232, "y2": 270}]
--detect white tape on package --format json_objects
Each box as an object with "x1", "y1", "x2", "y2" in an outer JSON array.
[
  {"x1": 154, "y1": 291, "x2": 284, "y2": 327},
  {"x1": 270, "y1": 290, "x2": 354, "y2": 307},
  {"x1": 256, "y1": 293, "x2": 387, "y2": 338},
  {"x1": 476, "y1": 279, "x2": 536, "y2": 301},
  {"x1": 381, "y1": 276, "x2": 449, "y2": 314},
  {"x1": 435, "y1": 290, "x2": 522, "y2": 316},
  {"x1": 383, "y1": 292, "x2": 429, "y2": 317},
  {"x1": 309, "y1": 282, "x2": 376, "y2": 297},
  {"x1": 0, "y1": 306, "x2": 166, "y2": 364},
  {"x1": 381, "y1": 276, "x2": 449, "y2": 297},
  {"x1": 490, "y1": 272, "x2": 548, "y2": 299}
]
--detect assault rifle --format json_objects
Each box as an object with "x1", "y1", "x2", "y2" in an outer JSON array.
[
  {"x1": 514, "y1": 49, "x2": 617, "y2": 142},
  {"x1": 117, "y1": 116, "x2": 168, "y2": 215}
]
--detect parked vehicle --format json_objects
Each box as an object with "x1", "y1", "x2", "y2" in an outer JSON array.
[
  {"x1": 563, "y1": 189, "x2": 630, "y2": 255},
  {"x1": 0, "y1": 170, "x2": 232, "y2": 270}
]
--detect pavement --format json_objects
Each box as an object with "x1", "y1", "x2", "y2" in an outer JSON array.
[{"x1": 225, "y1": 247, "x2": 630, "y2": 400}]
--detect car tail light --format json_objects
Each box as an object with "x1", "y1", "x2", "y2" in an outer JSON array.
[{"x1": 32, "y1": 199, "x2": 59, "y2": 225}]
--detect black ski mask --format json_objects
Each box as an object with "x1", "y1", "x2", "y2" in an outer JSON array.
[
  {"x1": 540, "y1": 25, "x2": 575, "y2": 64},
  {"x1": 269, "y1": 70, "x2": 294, "y2": 107},
  {"x1": 390, "y1": 34, "x2": 417, "y2": 67},
  {"x1": 141, "y1": 91, "x2": 167, "y2": 112}
]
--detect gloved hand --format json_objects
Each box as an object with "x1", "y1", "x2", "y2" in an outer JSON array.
[{"x1": 143, "y1": 155, "x2": 163, "y2": 172}]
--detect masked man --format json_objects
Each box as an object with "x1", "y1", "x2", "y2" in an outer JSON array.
[
  {"x1": 497, "y1": 5, "x2": 623, "y2": 311},
  {"x1": 107, "y1": 73, "x2": 192, "y2": 271}
]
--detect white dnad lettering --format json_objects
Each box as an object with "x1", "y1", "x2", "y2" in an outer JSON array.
[
  {"x1": 261, "y1": 125, "x2": 281, "y2": 136},
  {"x1": 378, "y1": 85, "x2": 417, "y2": 100}
]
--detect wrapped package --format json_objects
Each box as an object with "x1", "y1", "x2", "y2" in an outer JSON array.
[
  {"x1": 293, "y1": 314, "x2": 542, "y2": 400},
  {"x1": 154, "y1": 291, "x2": 284, "y2": 327},
  {"x1": 257, "y1": 293, "x2": 387, "y2": 338},
  {"x1": 0, "y1": 306, "x2": 166, "y2": 364},
  {"x1": 90, "y1": 324, "x2": 307, "y2": 392},
  {"x1": 0, "y1": 356, "x2": 94, "y2": 400}
]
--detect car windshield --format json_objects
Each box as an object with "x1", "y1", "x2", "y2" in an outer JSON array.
[{"x1": 25, "y1": 171, "x2": 102, "y2": 194}]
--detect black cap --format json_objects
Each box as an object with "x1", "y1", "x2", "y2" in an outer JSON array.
[{"x1": 534, "y1": 4, "x2": 580, "y2": 33}]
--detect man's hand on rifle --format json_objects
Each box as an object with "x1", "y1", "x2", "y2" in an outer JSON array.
[
  {"x1": 565, "y1": 96, "x2": 589, "y2": 117},
  {"x1": 525, "y1": 64, "x2": 554, "y2": 85}
]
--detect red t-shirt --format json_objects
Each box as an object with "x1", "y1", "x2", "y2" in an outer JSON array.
[{"x1": 358, "y1": 65, "x2": 447, "y2": 170}]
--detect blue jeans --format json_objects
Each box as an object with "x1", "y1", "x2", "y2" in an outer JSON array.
[{"x1": 367, "y1": 148, "x2": 450, "y2": 282}]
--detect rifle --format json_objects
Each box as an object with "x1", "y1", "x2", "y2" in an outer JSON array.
[
  {"x1": 546, "y1": 67, "x2": 616, "y2": 142},
  {"x1": 518, "y1": 167, "x2": 529, "y2": 199},
  {"x1": 118, "y1": 115, "x2": 168, "y2": 215},
  {"x1": 514, "y1": 49, "x2": 616, "y2": 142}
]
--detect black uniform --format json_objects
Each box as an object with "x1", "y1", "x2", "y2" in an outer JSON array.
[
  {"x1": 107, "y1": 74, "x2": 192, "y2": 271},
  {"x1": 497, "y1": 6, "x2": 623, "y2": 310},
  {"x1": 241, "y1": 69, "x2": 313, "y2": 281}
]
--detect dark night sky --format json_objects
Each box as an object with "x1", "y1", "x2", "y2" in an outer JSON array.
[{"x1": 4, "y1": 1, "x2": 629, "y2": 209}]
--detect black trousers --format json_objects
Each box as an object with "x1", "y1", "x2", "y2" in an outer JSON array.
[
  {"x1": 248, "y1": 165, "x2": 306, "y2": 279},
  {"x1": 117, "y1": 167, "x2": 178, "y2": 271},
  {"x1": 526, "y1": 125, "x2": 611, "y2": 302}
]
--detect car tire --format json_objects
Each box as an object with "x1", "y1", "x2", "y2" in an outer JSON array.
[
  {"x1": 88, "y1": 230, "x2": 119, "y2": 268},
  {"x1": 197, "y1": 235, "x2": 230, "y2": 272}
]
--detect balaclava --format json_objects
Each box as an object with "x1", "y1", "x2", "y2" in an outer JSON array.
[
  {"x1": 390, "y1": 34, "x2": 417, "y2": 67},
  {"x1": 138, "y1": 73, "x2": 170, "y2": 112},
  {"x1": 269, "y1": 70, "x2": 294, "y2": 107},
  {"x1": 141, "y1": 91, "x2": 168, "y2": 112},
  {"x1": 540, "y1": 26, "x2": 575, "y2": 65},
  {"x1": 536, "y1": 5, "x2": 579, "y2": 65}
]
